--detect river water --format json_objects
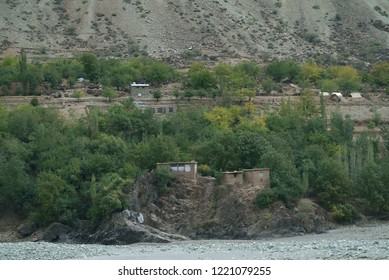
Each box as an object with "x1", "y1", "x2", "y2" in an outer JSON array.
[{"x1": 1, "y1": 223, "x2": 388, "y2": 260}]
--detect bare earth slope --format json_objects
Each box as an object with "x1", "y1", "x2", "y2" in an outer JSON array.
[{"x1": 1, "y1": 0, "x2": 388, "y2": 62}]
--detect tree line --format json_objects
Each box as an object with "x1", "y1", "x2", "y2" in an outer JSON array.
[{"x1": 1, "y1": 51, "x2": 389, "y2": 99}]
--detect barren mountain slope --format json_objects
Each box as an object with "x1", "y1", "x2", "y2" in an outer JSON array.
[{"x1": 0, "y1": 0, "x2": 388, "y2": 63}]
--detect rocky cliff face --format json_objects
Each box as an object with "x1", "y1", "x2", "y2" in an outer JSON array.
[
  {"x1": 126, "y1": 172, "x2": 334, "y2": 240},
  {"x1": 0, "y1": 172, "x2": 334, "y2": 244},
  {"x1": 1, "y1": 0, "x2": 388, "y2": 63}
]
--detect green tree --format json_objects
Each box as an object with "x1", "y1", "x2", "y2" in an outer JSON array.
[
  {"x1": 102, "y1": 87, "x2": 118, "y2": 102},
  {"x1": 329, "y1": 111, "x2": 354, "y2": 145},
  {"x1": 0, "y1": 65, "x2": 17, "y2": 95},
  {"x1": 370, "y1": 62, "x2": 389, "y2": 86},
  {"x1": 79, "y1": 52, "x2": 100, "y2": 83},
  {"x1": 143, "y1": 60, "x2": 177, "y2": 85},
  {"x1": 33, "y1": 171, "x2": 78, "y2": 225},
  {"x1": 72, "y1": 90, "x2": 84, "y2": 102},
  {"x1": 192, "y1": 129, "x2": 241, "y2": 171},
  {"x1": 312, "y1": 158, "x2": 352, "y2": 209},
  {"x1": 62, "y1": 59, "x2": 84, "y2": 85},
  {"x1": 296, "y1": 89, "x2": 319, "y2": 117},
  {"x1": 25, "y1": 64, "x2": 43, "y2": 95},
  {"x1": 265, "y1": 60, "x2": 300, "y2": 82},
  {"x1": 299, "y1": 61, "x2": 324, "y2": 85},
  {"x1": 131, "y1": 135, "x2": 181, "y2": 171},
  {"x1": 8, "y1": 104, "x2": 41, "y2": 142},
  {"x1": 260, "y1": 149, "x2": 303, "y2": 206},
  {"x1": 100, "y1": 104, "x2": 159, "y2": 142},
  {"x1": 42, "y1": 63, "x2": 63, "y2": 90},
  {"x1": 0, "y1": 104, "x2": 9, "y2": 132},
  {"x1": 152, "y1": 89, "x2": 163, "y2": 102},
  {"x1": 214, "y1": 63, "x2": 233, "y2": 92},
  {"x1": 233, "y1": 88, "x2": 256, "y2": 102},
  {"x1": 88, "y1": 173, "x2": 128, "y2": 223},
  {"x1": 326, "y1": 65, "x2": 361, "y2": 93},
  {"x1": 356, "y1": 161, "x2": 389, "y2": 215},
  {"x1": 319, "y1": 79, "x2": 338, "y2": 93},
  {"x1": 19, "y1": 50, "x2": 29, "y2": 95},
  {"x1": 0, "y1": 136, "x2": 33, "y2": 215},
  {"x1": 233, "y1": 61, "x2": 260, "y2": 79},
  {"x1": 187, "y1": 62, "x2": 217, "y2": 89},
  {"x1": 261, "y1": 78, "x2": 275, "y2": 94}
]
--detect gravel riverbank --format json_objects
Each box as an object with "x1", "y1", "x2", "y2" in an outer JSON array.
[{"x1": 1, "y1": 222, "x2": 388, "y2": 260}]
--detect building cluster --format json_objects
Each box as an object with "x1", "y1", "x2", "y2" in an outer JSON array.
[{"x1": 156, "y1": 161, "x2": 270, "y2": 190}]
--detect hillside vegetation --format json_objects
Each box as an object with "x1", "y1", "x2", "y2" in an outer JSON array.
[
  {"x1": 1, "y1": 88, "x2": 389, "y2": 228},
  {"x1": 1, "y1": 0, "x2": 389, "y2": 63}
]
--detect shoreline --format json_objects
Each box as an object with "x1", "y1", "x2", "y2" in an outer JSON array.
[{"x1": 1, "y1": 222, "x2": 389, "y2": 260}]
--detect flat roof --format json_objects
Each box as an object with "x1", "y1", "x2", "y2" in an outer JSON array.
[
  {"x1": 157, "y1": 162, "x2": 197, "y2": 165},
  {"x1": 223, "y1": 171, "x2": 243, "y2": 174},
  {"x1": 243, "y1": 168, "x2": 270, "y2": 171},
  {"x1": 131, "y1": 83, "x2": 150, "y2": 87}
]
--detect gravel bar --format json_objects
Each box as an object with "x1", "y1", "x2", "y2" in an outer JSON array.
[{"x1": 1, "y1": 223, "x2": 389, "y2": 260}]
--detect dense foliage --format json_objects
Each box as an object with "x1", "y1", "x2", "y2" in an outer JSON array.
[
  {"x1": 1, "y1": 93, "x2": 389, "y2": 225},
  {"x1": 1, "y1": 53, "x2": 389, "y2": 226}
]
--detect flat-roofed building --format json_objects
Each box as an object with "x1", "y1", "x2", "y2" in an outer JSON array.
[
  {"x1": 130, "y1": 82, "x2": 150, "y2": 98},
  {"x1": 156, "y1": 161, "x2": 197, "y2": 179}
]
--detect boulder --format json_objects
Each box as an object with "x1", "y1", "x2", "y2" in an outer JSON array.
[
  {"x1": 42, "y1": 222, "x2": 76, "y2": 243},
  {"x1": 121, "y1": 209, "x2": 144, "y2": 224},
  {"x1": 87, "y1": 212, "x2": 180, "y2": 245},
  {"x1": 17, "y1": 221, "x2": 37, "y2": 238}
]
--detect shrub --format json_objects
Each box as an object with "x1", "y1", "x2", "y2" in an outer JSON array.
[
  {"x1": 197, "y1": 164, "x2": 213, "y2": 177},
  {"x1": 30, "y1": 97, "x2": 39, "y2": 107},
  {"x1": 154, "y1": 167, "x2": 174, "y2": 196},
  {"x1": 302, "y1": 32, "x2": 320, "y2": 44},
  {"x1": 296, "y1": 199, "x2": 315, "y2": 226},
  {"x1": 330, "y1": 204, "x2": 359, "y2": 224},
  {"x1": 255, "y1": 188, "x2": 277, "y2": 209}
]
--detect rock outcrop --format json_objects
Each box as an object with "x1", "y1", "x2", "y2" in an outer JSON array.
[
  {"x1": 127, "y1": 173, "x2": 335, "y2": 240},
  {"x1": 82, "y1": 210, "x2": 187, "y2": 245},
  {"x1": 0, "y1": 172, "x2": 334, "y2": 244}
]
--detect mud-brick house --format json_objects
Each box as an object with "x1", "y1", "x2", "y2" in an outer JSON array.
[
  {"x1": 221, "y1": 168, "x2": 270, "y2": 189},
  {"x1": 130, "y1": 82, "x2": 150, "y2": 98},
  {"x1": 243, "y1": 168, "x2": 270, "y2": 189},
  {"x1": 156, "y1": 161, "x2": 197, "y2": 179},
  {"x1": 220, "y1": 171, "x2": 244, "y2": 186}
]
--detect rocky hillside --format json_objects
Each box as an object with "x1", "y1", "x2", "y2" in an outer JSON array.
[
  {"x1": 1, "y1": 0, "x2": 389, "y2": 63},
  {"x1": 0, "y1": 172, "x2": 333, "y2": 244},
  {"x1": 124, "y1": 172, "x2": 333, "y2": 240}
]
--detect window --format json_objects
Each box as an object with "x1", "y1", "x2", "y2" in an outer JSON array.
[{"x1": 178, "y1": 165, "x2": 185, "y2": 171}]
